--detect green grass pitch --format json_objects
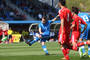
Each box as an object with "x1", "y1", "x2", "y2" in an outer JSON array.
[{"x1": 0, "y1": 42, "x2": 90, "y2": 60}]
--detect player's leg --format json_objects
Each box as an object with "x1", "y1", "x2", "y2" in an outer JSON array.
[
  {"x1": 41, "y1": 38, "x2": 49, "y2": 55},
  {"x1": 26, "y1": 33, "x2": 41, "y2": 46},
  {"x1": 27, "y1": 36, "x2": 40, "y2": 46},
  {"x1": 79, "y1": 34, "x2": 86, "y2": 57},
  {"x1": 88, "y1": 45, "x2": 90, "y2": 58},
  {"x1": 71, "y1": 32, "x2": 79, "y2": 51},
  {"x1": 1, "y1": 35, "x2": 8, "y2": 42},
  {"x1": 79, "y1": 39, "x2": 86, "y2": 57},
  {"x1": 58, "y1": 34, "x2": 70, "y2": 60},
  {"x1": 61, "y1": 44, "x2": 70, "y2": 60}
]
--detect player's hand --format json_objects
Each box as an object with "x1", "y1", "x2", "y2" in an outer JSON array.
[
  {"x1": 81, "y1": 31, "x2": 84, "y2": 34},
  {"x1": 87, "y1": 40, "x2": 90, "y2": 45},
  {"x1": 61, "y1": 40, "x2": 64, "y2": 44},
  {"x1": 38, "y1": 35, "x2": 42, "y2": 38}
]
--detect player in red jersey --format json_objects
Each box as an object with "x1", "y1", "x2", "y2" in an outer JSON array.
[
  {"x1": 70, "y1": 7, "x2": 90, "y2": 51},
  {"x1": 58, "y1": 0, "x2": 72, "y2": 60}
]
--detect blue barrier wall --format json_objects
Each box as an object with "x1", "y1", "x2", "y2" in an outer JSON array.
[{"x1": 3, "y1": 20, "x2": 61, "y2": 24}]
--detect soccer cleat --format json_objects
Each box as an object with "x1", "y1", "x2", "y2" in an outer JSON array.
[
  {"x1": 25, "y1": 40, "x2": 32, "y2": 46},
  {"x1": 89, "y1": 55, "x2": 90, "y2": 58},
  {"x1": 45, "y1": 53, "x2": 50, "y2": 55},
  {"x1": 83, "y1": 52, "x2": 87, "y2": 56},
  {"x1": 79, "y1": 47, "x2": 83, "y2": 57},
  {"x1": 29, "y1": 43, "x2": 32, "y2": 46}
]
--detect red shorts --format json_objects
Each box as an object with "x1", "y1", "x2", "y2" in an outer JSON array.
[
  {"x1": 71, "y1": 31, "x2": 80, "y2": 43},
  {"x1": 58, "y1": 32, "x2": 70, "y2": 44}
]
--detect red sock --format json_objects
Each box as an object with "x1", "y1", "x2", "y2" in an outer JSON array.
[
  {"x1": 0, "y1": 40, "x2": 2, "y2": 43},
  {"x1": 77, "y1": 42, "x2": 85, "y2": 47},
  {"x1": 72, "y1": 46, "x2": 78, "y2": 51},
  {"x1": 66, "y1": 48, "x2": 69, "y2": 54},
  {"x1": 62, "y1": 48, "x2": 67, "y2": 57},
  {"x1": 62, "y1": 48, "x2": 70, "y2": 60},
  {"x1": 65, "y1": 55, "x2": 70, "y2": 60}
]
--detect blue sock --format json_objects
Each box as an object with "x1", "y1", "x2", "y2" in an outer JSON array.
[
  {"x1": 80, "y1": 41, "x2": 86, "y2": 54},
  {"x1": 42, "y1": 45, "x2": 48, "y2": 54},
  {"x1": 81, "y1": 45, "x2": 86, "y2": 54},
  {"x1": 88, "y1": 45, "x2": 90, "y2": 55},
  {"x1": 30, "y1": 37, "x2": 39, "y2": 45}
]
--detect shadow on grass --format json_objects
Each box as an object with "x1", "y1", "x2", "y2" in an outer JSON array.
[{"x1": 80, "y1": 56, "x2": 90, "y2": 60}]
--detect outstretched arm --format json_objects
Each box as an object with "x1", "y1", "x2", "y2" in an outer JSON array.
[
  {"x1": 52, "y1": 15, "x2": 59, "y2": 22},
  {"x1": 80, "y1": 17, "x2": 87, "y2": 34}
]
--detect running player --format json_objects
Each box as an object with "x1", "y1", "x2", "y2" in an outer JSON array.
[
  {"x1": 26, "y1": 15, "x2": 59, "y2": 55},
  {"x1": 58, "y1": 0, "x2": 72, "y2": 60},
  {"x1": 71, "y1": 7, "x2": 88, "y2": 51},
  {"x1": 78, "y1": 12, "x2": 90, "y2": 57}
]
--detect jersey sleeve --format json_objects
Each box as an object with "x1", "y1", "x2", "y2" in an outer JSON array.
[
  {"x1": 80, "y1": 17, "x2": 86, "y2": 24},
  {"x1": 38, "y1": 23, "x2": 41, "y2": 29},
  {"x1": 48, "y1": 20, "x2": 53, "y2": 24}
]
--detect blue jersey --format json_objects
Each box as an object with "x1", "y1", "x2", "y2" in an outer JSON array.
[
  {"x1": 39, "y1": 20, "x2": 52, "y2": 36},
  {"x1": 78, "y1": 13, "x2": 89, "y2": 23},
  {"x1": 78, "y1": 13, "x2": 90, "y2": 32}
]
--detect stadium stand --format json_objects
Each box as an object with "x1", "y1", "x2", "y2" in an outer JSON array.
[
  {"x1": 10, "y1": 0, "x2": 58, "y2": 20},
  {"x1": 0, "y1": 0, "x2": 26, "y2": 21}
]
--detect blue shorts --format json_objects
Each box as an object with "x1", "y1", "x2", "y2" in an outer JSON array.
[
  {"x1": 80, "y1": 22, "x2": 90, "y2": 40},
  {"x1": 80, "y1": 29, "x2": 88, "y2": 40},
  {"x1": 87, "y1": 23, "x2": 90, "y2": 39},
  {"x1": 40, "y1": 35, "x2": 50, "y2": 42}
]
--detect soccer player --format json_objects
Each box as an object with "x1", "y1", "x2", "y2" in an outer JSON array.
[
  {"x1": 78, "y1": 12, "x2": 90, "y2": 57},
  {"x1": 26, "y1": 15, "x2": 59, "y2": 55},
  {"x1": 71, "y1": 7, "x2": 88, "y2": 51},
  {"x1": 58, "y1": 0, "x2": 72, "y2": 60}
]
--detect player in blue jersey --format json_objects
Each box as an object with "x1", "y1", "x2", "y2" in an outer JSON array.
[
  {"x1": 78, "y1": 12, "x2": 90, "y2": 57},
  {"x1": 26, "y1": 15, "x2": 59, "y2": 55}
]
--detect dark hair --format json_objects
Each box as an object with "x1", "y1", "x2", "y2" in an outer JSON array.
[
  {"x1": 72, "y1": 7, "x2": 79, "y2": 14},
  {"x1": 42, "y1": 14, "x2": 47, "y2": 20},
  {"x1": 59, "y1": 0, "x2": 66, "y2": 6}
]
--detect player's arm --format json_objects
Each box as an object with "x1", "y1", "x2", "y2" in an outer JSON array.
[
  {"x1": 80, "y1": 18, "x2": 87, "y2": 33},
  {"x1": 81, "y1": 23, "x2": 87, "y2": 33},
  {"x1": 38, "y1": 24, "x2": 43, "y2": 38},
  {"x1": 61, "y1": 19, "x2": 64, "y2": 35},
  {"x1": 39, "y1": 28, "x2": 43, "y2": 34},
  {"x1": 70, "y1": 21, "x2": 75, "y2": 29},
  {"x1": 52, "y1": 15, "x2": 59, "y2": 22},
  {"x1": 70, "y1": 24, "x2": 75, "y2": 29}
]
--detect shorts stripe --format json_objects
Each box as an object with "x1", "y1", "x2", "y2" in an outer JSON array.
[
  {"x1": 72, "y1": 35, "x2": 74, "y2": 42},
  {"x1": 59, "y1": 34, "x2": 62, "y2": 42}
]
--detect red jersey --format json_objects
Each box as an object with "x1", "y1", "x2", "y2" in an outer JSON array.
[
  {"x1": 0, "y1": 29, "x2": 2, "y2": 35},
  {"x1": 72, "y1": 15, "x2": 86, "y2": 32},
  {"x1": 3, "y1": 30, "x2": 8, "y2": 35},
  {"x1": 58, "y1": 7, "x2": 72, "y2": 33},
  {"x1": 58, "y1": 7, "x2": 72, "y2": 44}
]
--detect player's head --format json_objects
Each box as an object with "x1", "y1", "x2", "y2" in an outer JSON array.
[
  {"x1": 72, "y1": 7, "x2": 79, "y2": 15},
  {"x1": 42, "y1": 15, "x2": 47, "y2": 24},
  {"x1": 58, "y1": 0, "x2": 66, "y2": 8}
]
